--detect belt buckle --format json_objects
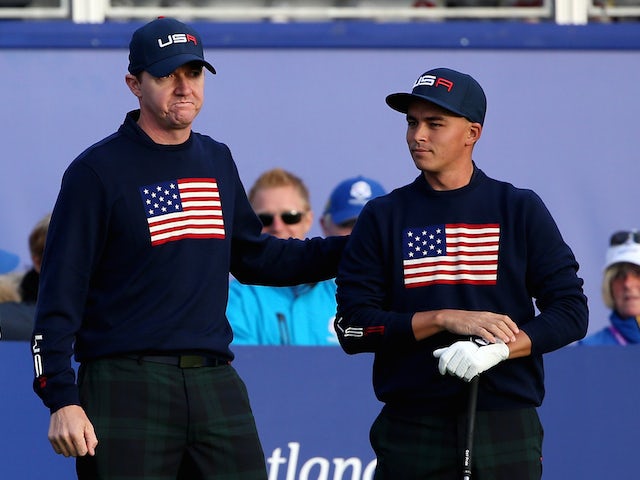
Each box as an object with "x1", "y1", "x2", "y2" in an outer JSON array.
[{"x1": 179, "y1": 355, "x2": 205, "y2": 368}]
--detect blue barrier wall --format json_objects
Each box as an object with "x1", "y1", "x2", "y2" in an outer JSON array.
[{"x1": 2, "y1": 342, "x2": 638, "y2": 479}]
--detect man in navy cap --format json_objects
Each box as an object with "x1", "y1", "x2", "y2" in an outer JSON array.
[
  {"x1": 31, "y1": 17, "x2": 346, "y2": 479},
  {"x1": 335, "y1": 67, "x2": 588, "y2": 479}
]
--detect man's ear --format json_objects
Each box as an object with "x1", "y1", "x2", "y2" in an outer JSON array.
[
  {"x1": 467, "y1": 123, "x2": 482, "y2": 146},
  {"x1": 125, "y1": 73, "x2": 142, "y2": 98}
]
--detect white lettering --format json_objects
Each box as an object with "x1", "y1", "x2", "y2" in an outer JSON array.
[
  {"x1": 362, "y1": 460, "x2": 376, "y2": 480},
  {"x1": 34, "y1": 355, "x2": 43, "y2": 377},
  {"x1": 413, "y1": 74, "x2": 436, "y2": 88},
  {"x1": 158, "y1": 36, "x2": 173, "y2": 48},
  {"x1": 344, "y1": 327, "x2": 364, "y2": 338},
  {"x1": 32, "y1": 334, "x2": 43, "y2": 377},
  {"x1": 173, "y1": 33, "x2": 188, "y2": 43},
  {"x1": 266, "y1": 442, "x2": 377, "y2": 480},
  {"x1": 157, "y1": 33, "x2": 198, "y2": 49},
  {"x1": 286, "y1": 442, "x2": 299, "y2": 480},
  {"x1": 333, "y1": 457, "x2": 361, "y2": 480},
  {"x1": 267, "y1": 447, "x2": 287, "y2": 480},
  {"x1": 32, "y1": 334, "x2": 42, "y2": 354},
  {"x1": 300, "y1": 457, "x2": 329, "y2": 480}
]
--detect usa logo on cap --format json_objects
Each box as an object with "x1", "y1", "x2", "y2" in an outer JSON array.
[{"x1": 128, "y1": 17, "x2": 216, "y2": 78}]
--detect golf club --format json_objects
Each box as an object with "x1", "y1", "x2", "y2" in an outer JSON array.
[{"x1": 463, "y1": 375, "x2": 480, "y2": 480}]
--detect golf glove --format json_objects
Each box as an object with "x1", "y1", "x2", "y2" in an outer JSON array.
[{"x1": 433, "y1": 339, "x2": 509, "y2": 382}]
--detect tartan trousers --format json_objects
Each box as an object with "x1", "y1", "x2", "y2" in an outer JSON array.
[
  {"x1": 75, "y1": 357, "x2": 267, "y2": 480},
  {"x1": 370, "y1": 406, "x2": 543, "y2": 480}
]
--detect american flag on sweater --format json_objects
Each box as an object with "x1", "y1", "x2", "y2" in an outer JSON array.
[
  {"x1": 402, "y1": 223, "x2": 499, "y2": 287},
  {"x1": 140, "y1": 178, "x2": 225, "y2": 246}
]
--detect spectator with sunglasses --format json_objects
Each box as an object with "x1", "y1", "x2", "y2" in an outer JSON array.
[
  {"x1": 227, "y1": 169, "x2": 384, "y2": 345},
  {"x1": 579, "y1": 230, "x2": 640, "y2": 346},
  {"x1": 249, "y1": 168, "x2": 315, "y2": 243},
  {"x1": 227, "y1": 167, "x2": 336, "y2": 345}
]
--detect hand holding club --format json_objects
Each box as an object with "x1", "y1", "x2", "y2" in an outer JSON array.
[{"x1": 433, "y1": 338, "x2": 509, "y2": 382}]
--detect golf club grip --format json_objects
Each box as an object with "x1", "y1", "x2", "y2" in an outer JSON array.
[{"x1": 463, "y1": 375, "x2": 480, "y2": 480}]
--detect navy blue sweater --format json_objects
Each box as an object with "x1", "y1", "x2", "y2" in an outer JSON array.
[
  {"x1": 335, "y1": 168, "x2": 588, "y2": 414},
  {"x1": 32, "y1": 111, "x2": 347, "y2": 412}
]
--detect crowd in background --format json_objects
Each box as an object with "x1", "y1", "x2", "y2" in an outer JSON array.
[
  {"x1": 2, "y1": 211, "x2": 639, "y2": 345},
  {"x1": 0, "y1": 172, "x2": 388, "y2": 344},
  {"x1": 0, "y1": 213, "x2": 49, "y2": 341}
]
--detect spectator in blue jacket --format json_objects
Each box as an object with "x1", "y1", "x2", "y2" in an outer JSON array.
[
  {"x1": 227, "y1": 170, "x2": 384, "y2": 345},
  {"x1": 580, "y1": 230, "x2": 640, "y2": 345}
]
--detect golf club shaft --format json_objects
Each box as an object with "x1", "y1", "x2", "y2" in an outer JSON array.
[{"x1": 463, "y1": 375, "x2": 480, "y2": 480}]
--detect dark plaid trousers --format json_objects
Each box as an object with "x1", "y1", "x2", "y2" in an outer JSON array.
[
  {"x1": 370, "y1": 406, "x2": 543, "y2": 480},
  {"x1": 75, "y1": 357, "x2": 267, "y2": 480}
]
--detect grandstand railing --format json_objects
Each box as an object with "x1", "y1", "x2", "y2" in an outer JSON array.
[
  {"x1": 0, "y1": 1, "x2": 639, "y2": 25},
  {"x1": 0, "y1": 0, "x2": 69, "y2": 19}
]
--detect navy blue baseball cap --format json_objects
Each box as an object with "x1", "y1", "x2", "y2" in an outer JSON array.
[
  {"x1": 128, "y1": 17, "x2": 216, "y2": 78},
  {"x1": 323, "y1": 176, "x2": 386, "y2": 224},
  {"x1": 386, "y1": 68, "x2": 486, "y2": 125}
]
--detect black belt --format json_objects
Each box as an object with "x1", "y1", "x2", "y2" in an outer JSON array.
[{"x1": 124, "y1": 354, "x2": 229, "y2": 368}]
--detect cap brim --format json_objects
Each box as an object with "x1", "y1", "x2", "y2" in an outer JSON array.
[
  {"x1": 330, "y1": 208, "x2": 361, "y2": 225},
  {"x1": 385, "y1": 92, "x2": 465, "y2": 120},
  {"x1": 0, "y1": 249, "x2": 19, "y2": 274},
  {"x1": 146, "y1": 54, "x2": 216, "y2": 78}
]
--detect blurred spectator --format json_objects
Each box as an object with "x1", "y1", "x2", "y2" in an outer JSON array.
[
  {"x1": 249, "y1": 168, "x2": 314, "y2": 241},
  {"x1": 320, "y1": 175, "x2": 386, "y2": 237},
  {"x1": 0, "y1": 214, "x2": 50, "y2": 341},
  {"x1": 580, "y1": 230, "x2": 640, "y2": 345},
  {"x1": 19, "y1": 213, "x2": 51, "y2": 303},
  {"x1": 227, "y1": 169, "x2": 384, "y2": 345},
  {"x1": 0, "y1": 272, "x2": 32, "y2": 341},
  {"x1": 226, "y1": 168, "x2": 338, "y2": 345}
]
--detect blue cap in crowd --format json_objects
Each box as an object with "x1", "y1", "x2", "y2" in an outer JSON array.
[
  {"x1": 128, "y1": 17, "x2": 216, "y2": 78},
  {"x1": 324, "y1": 176, "x2": 386, "y2": 224},
  {"x1": 386, "y1": 67, "x2": 487, "y2": 125},
  {"x1": 0, "y1": 248, "x2": 19, "y2": 274}
]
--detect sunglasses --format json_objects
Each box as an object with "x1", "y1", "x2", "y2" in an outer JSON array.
[
  {"x1": 257, "y1": 211, "x2": 305, "y2": 227},
  {"x1": 610, "y1": 230, "x2": 640, "y2": 246}
]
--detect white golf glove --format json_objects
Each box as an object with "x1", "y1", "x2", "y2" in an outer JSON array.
[{"x1": 433, "y1": 339, "x2": 509, "y2": 382}]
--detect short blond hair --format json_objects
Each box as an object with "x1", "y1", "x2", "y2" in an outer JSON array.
[{"x1": 248, "y1": 168, "x2": 310, "y2": 211}]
